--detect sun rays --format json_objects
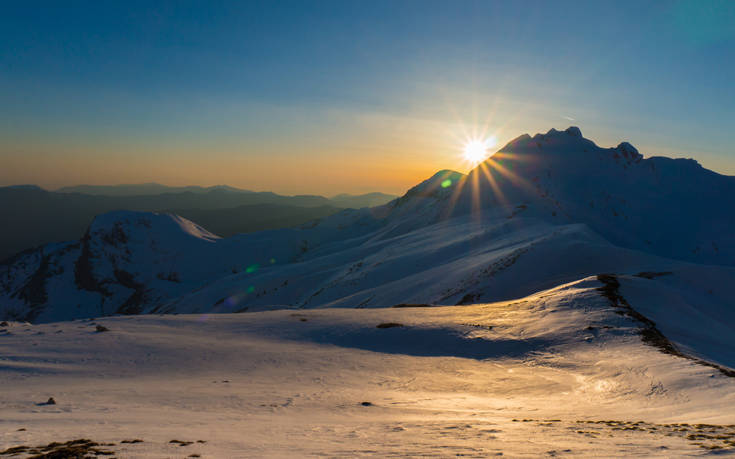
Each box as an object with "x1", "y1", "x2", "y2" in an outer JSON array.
[
  {"x1": 428, "y1": 121, "x2": 542, "y2": 222},
  {"x1": 463, "y1": 138, "x2": 495, "y2": 165}
]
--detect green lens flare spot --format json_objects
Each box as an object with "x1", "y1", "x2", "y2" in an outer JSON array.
[
  {"x1": 247, "y1": 285, "x2": 255, "y2": 293},
  {"x1": 441, "y1": 179, "x2": 452, "y2": 188},
  {"x1": 269, "y1": 258, "x2": 276, "y2": 264},
  {"x1": 246, "y1": 264, "x2": 259, "y2": 274}
]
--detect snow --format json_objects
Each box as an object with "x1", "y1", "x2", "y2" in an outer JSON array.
[
  {"x1": 1, "y1": 127, "x2": 735, "y2": 455},
  {"x1": 6, "y1": 127, "x2": 733, "y2": 321},
  {"x1": 1, "y1": 277, "x2": 735, "y2": 456}
]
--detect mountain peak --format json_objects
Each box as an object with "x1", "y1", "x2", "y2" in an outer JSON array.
[
  {"x1": 88, "y1": 210, "x2": 221, "y2": 244},
  {"x1": 500, "y1": 127, "x2": 647, "y2": 161},
  {"x1": 501, "y1": 127, "x2": 590, "y2": 154},
  {"x1": 616, "y1": 141, "x2": 641, "y2": 161},
  {"x1": 540, "y1": 126, "x2": 582, "y2": 137},
  {"x1": 396, "y1": 170, "x2": 465, "y2": 204},
  {"x1": 419, "y1": 170, "x2": 465, "y2": 190}
]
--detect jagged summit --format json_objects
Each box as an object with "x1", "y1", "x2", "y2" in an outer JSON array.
[
  {"x1": 506, "y1": 126, "x2": 600, "y2": 153},
  {"x1": 615, "y1": 141, "x2": 642, "y2": 161},
  {"x1": 565, "y1": 126, "x2": 582, "y2": 137},
  {"x1": 502, "y1": 126, "x2": 641, "y2": 158},
  {"x1": 540, "y1": 126, "x2": 583, "y2": 137},
  {"x1": 490, "y1": 127, "x2": 710, "y2": 177}
]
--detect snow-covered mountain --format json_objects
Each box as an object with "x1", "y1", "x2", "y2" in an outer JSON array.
[
  {"x1": 2, "y1": 127, "x2": 735, "y2": 456},
  {"x1": 447, "y1": 127, "x2": 735, "y2": 265},
  {"x1": 1, "y1": 127, "x2": 733, "y2": 325}
]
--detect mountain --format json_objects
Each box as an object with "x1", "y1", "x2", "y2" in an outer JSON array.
[
  {"x1": 3, "y1": 127, "x2": 735, "y2": 454},
  {"x1": 2, "y1": 127, "x2": 734, "y2": 326},
  {"x1": 57, "y1": 183, "x2": 398, "y2": 209},
  {"x1": 167, "y1": 204, "x2": 340, "y2": 238},
  {"x1": 445, "y1": 127, "x2": 735, "y2": 265},
  {"x1": 0, "y1": 186, "x2": 391, "y2": 261},
  {"x1": 0, "y1": 187, "x2": 332, "y2": 261},
  {"x1": 57, "y1": 184, "x2": 398, "y2": 207},
  {"x1": 56, "y1": 183, "x2": 253, "y2": 196},
  {"x1": 330, "y1": 192, "x2": 398, "y2": 208}
]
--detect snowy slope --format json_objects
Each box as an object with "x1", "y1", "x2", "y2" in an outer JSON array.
[
  {"x1": 1, "y1": 276, "x2": 735, "y2": 457},
  {"x1": 0, "y1": 210, "x2": 372, "y2": 322},
  {"x1": 0, "y1": 208, "x2": 704, "y2": 322},
  {"x1": 2, "y1": 127, "x2": 735, "y2": 456}
]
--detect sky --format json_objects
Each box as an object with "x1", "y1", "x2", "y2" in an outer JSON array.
[{"x1": 1, "y1": 0, "x2": 734, "y2": 195}]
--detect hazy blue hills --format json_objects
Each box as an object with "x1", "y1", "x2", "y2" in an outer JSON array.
[
  {"x1": 0, "y1": 186, "x2": 397, "y2": 261},
  {"x1": 56, "y1": 183, "x2": 253, "y2": 196},
  {"x1": 169, "y1": 204, "x2": 340, "y2": 238}
]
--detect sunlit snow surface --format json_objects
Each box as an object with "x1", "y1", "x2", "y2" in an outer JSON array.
[
  {"x1": 2, "y1": 128, "x2": 735, "y2": 456},
  {"x1": 2, "y1": 276, "x2": 734, "y2": 457}
]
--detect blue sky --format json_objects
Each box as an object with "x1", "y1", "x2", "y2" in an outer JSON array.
[{"x1": 1, "y1": 0, "x2": 733, "y2": 194}]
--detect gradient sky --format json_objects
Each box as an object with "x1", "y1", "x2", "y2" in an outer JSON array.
[{"x1": 2, "y1": 0, "x2": 734, "y2": 195}]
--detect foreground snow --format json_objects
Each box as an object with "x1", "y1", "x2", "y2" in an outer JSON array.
[{"x1": 2, "y1": 276, "x2": 734, "y2": 457}]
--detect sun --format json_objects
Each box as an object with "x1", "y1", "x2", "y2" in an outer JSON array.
[{"x1": 463, "y1": 137, "x2": 496, "y2": 165}]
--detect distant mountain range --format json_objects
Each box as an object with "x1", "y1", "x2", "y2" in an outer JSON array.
[
  {"x1": 0, "y1": 186, "x2": 397, "y2": 261},
  {"x1": 55, "y1": 183, "x2": 253, "y2": 196},
  {"x1": 55, "y1": 183, "x2": 397, "y2": 205}
]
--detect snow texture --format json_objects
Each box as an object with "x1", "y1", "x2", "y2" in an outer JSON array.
[{"x1": 1, "y1": 127, "x2": 735, "y2": 456}]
